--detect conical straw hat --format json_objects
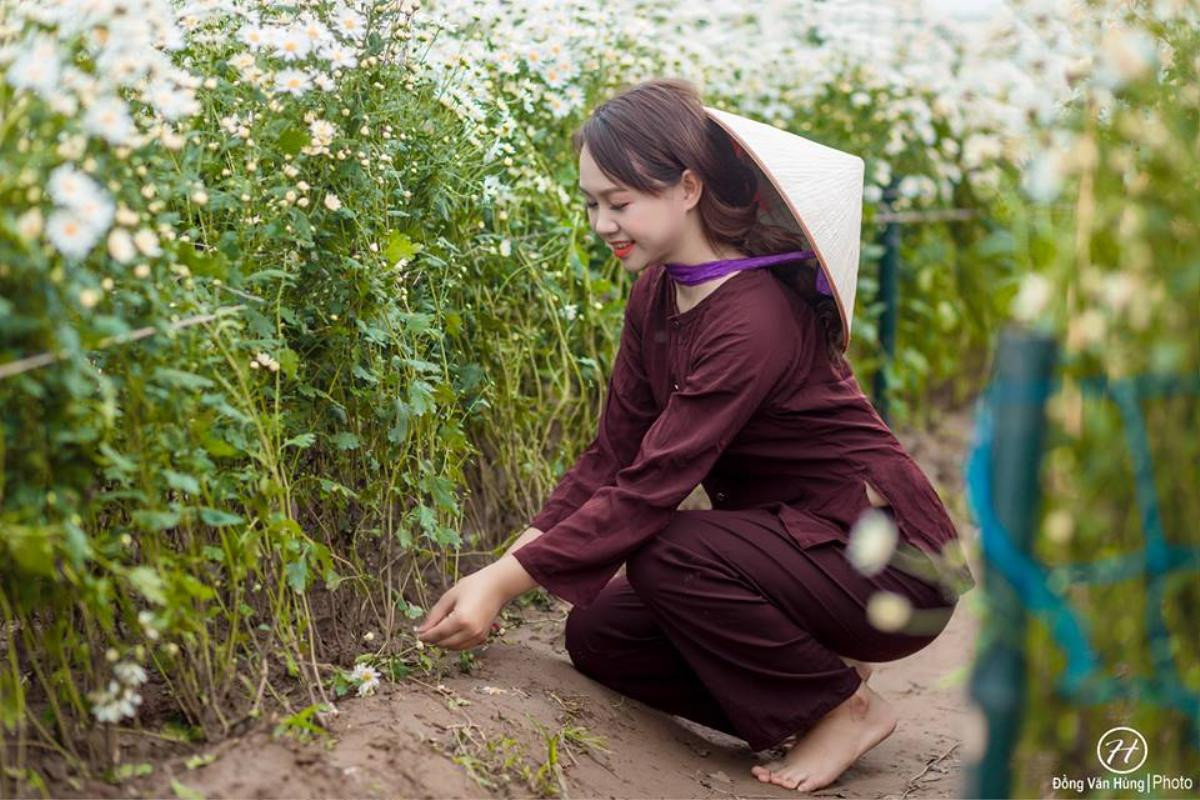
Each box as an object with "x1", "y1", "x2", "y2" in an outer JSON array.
[{"x1": 703, "y1": 105, "x2": 865, "y2": 351}]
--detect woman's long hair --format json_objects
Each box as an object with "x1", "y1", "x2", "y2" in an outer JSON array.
[{"x1": 570, "y1": 77, "x2": 848, "y2": 372}]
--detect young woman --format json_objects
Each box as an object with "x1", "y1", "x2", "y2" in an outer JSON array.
[{"x1": 415, "y1": 78, "x2": 975, "y2": 793}]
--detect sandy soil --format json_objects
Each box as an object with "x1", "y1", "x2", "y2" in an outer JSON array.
[{"x1": 67, "y1": 407, "x2": 985, "y2": 800}]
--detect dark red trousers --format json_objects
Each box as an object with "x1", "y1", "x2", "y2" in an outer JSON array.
[{"x1": 562, "y1": 507, "x2": 957, "y2": 752}]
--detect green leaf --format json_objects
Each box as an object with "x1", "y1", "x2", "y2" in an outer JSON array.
[
  {"x1": 164, "y1": 470, "x2": 201, "y2": 495},
  {"x1": 4, "y1": 524, "x2": 56, "y2": 577},
  {"x1": 285, "y1": 559, "x2": 308, "y2": 593},
  {"x1": 283, "y1": 432, "x2": 316, "y2": 449},
  {"x1": 171, "y1": 778, "x2": 207, "y2": 800},
  {"x1": 384, "y1": 230, "x2": 421, "y2": 264},
  {"x1": 154, "y1": 368, "x2": 215, "y2": 391},
  {"x1": 132, "y1": 509, "x2": 181, "y2": 532},
  {"x1": 276, "y1": 347, "x2": 299, "y2": 379},
  {"x1": 199, "y1": 508, "x2": 244, "y2": 527},
  {"x1": 277, "y1": 127, "x2": 310, "y2": 155},
  {"x1": 330, "y1": 431, "x2": 360, "y2": 450},
  {"x1": 128, "y1": 566, "x2": 167, "y2": 605}
]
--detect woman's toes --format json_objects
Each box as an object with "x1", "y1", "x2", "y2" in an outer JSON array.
[{"x1": 771, "y1": 768, "x2": 803, "y2": 789}]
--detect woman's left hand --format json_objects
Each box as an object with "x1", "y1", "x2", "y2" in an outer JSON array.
[{"x1": 413, "y1": 565, "x2": 510, "y2": 651}]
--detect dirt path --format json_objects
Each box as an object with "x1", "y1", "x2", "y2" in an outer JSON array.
[{"x1": 91, "y1": 408, "x2": 985, "y2": 799}]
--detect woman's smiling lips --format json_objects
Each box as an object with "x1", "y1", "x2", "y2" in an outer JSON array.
[{"x1": 609, "y1": 240, "x2": 635, "y2": 258}]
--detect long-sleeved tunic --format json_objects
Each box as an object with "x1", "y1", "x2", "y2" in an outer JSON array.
[{"x1": 514, "y1": 263, "x2": 975, "y2": 608}]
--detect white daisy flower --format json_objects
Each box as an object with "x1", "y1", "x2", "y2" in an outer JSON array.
[
  {"x1": 83, "y1": 95, "x2": 136, "y2": 146},
  {"x1": 297, "y1": 14, "x2": 332, "y2": 48},
  {"x1": 274, "y1": 69, "x2": 312, "y2": 96},
  {"x1": 146, "y1": 79, "x2": 199, "y2": 121},
  {"x1": 132, "y1": 228, "x2": 161, "y2": 257},
  {"x1": 332, "y1": 6, "x2": 367, "y2": 41},
  {"x1": 107, "y1": 228, "x2": 136, "y2": 263},
  {"x1": 274, "y1": 27, "x2": 312, "y2": 61},
  {"x1": 47, "y1": 208, "x2": 101, "y2": 260},
  {"x1": 320, "y1": 42, "x2": 358, "y2": 70},
  {"x1": 349, "y1": 663, "x2": 381, "y2": 696},
  {"x1": 238, "y1": 25, "x2": 273, "y2": 50},
  {"x1": 114, "y1": 661, "x2": 148, "y2": 686},
  {"x1": 17, "y1": 208, "x2": 43, "y2": 241},
  {"x1": 323, "y1": 193, "x2": 342, "y2": 211},
  {"x1": 5, "y1": 34, "x2": 61, "y2": 95},
  {"x1": 48, "y1": 164, "x2": 104, "y2": 211}
]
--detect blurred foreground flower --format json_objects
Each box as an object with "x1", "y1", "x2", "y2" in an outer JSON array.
[
  {"x1": 866, "y1": 590, "x2": 912, "y2": 632},
  {"x1": 847, "y1": 507, "x2": 899, "y2": 576}
]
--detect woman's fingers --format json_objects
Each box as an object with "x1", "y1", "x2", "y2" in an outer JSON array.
[
  {"x1": 435, "y1": 628, "x2": 485, "y2": 651},
  {"x1": 416, "y1": 587, "x2": 457, "y2": 636},
  {"x1": 418, "y1": 610, "x2": 463, "y2": 645}
]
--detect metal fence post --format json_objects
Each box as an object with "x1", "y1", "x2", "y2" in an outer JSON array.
[
  {"x1": 963, "y1": 326, "x2": 1058, "y2": 798},
  {"x1": 872, "y1": 178, "x2": 900, "y2": 423}
]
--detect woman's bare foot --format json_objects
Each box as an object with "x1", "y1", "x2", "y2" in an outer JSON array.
[{"x1": 749, "y1": 681, "x2": 898, "y2": 792}]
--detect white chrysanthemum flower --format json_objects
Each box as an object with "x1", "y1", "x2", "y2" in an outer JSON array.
[
  {"x1": 274, "y1": 68, "x2": 311, "y2": 95},
  {"x1": 846, "y1": 507, "x2": 899, "y2": 576},
  {"x1": 1022, "y1": 149, "x2": 1067, "y2": 203},
  {"x1": 866, "y1": 591, "x2": 912, "y2": 632},
  {"x1": 349, "y1": 663, "x2": 381, "y2": 696},
  {"x1": 114, "y1": 661, "x2": 148, "y2": 687},
  {"x1": 314, "y1": 73, "x2": 335, "y2": 92},
  {"x1": 132, "y1": 228, "x2": 162, "y2": 257},
  {"x1": 1011, "y1": 273, "x2": 1052, "y2": 323},
  {"x1": 48, "y1": 164, "x2": 104, "y2": 210},
  {"x1": 47, "y1": 209, "x2": 101, "y2": 260},
  {"x1": 146, "y1": 79, "x2": 199, "y2": 121},
  {"x1": 296, "y1": 14, "x2": 332, "y2": 48},
  {"x1": 323, "y1": 193, "x2": 342, "y2": 211},
  {"x1": 238, "y1": 25, "x2": 273, "y2": 50},
  {"x1": 79, "y1": 287, "x2": 102, "y2": 308},
  {"x1": 5, "y1": 34, "x2": 61, "y2": 95},
  {"x1": 17, "y1": 208, "x2": 43, "y2": 241},
  {"x1": 274, "y1": 27, "x2": 312, "y2": 61},
  {"x1": 309, "y1": 118, "x2": 337, "y2": 146},
  {"x1": 1095, "y1": 25, "x2": 1158, "y2": 90},
  {"x1": 332, "y1": 7, "x2": 367, "y2": 41},
  {"x1": 107, "y1": 228, "x2": 136, "y2": 263},
  {"x1": 83, "y1": 95, "x2": 136, "y2": 145},
  {"x1": 321, "y1": 42, "x2": 358, "y2": 70},
  {"x1": 89, "y1": 680, "x2": 143, "y2": 723}
]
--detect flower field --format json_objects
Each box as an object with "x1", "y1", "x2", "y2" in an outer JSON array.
[{"x1": 1, "y1": 0, "x2": 1197, "y2": 794}]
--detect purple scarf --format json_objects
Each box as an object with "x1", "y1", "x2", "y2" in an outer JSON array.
[{"x1": 664, "y1": 249, "x2": 833, "y2": 296}]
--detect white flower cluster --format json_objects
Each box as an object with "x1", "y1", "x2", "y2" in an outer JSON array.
[
  {"x1": 0, "y1": 0, "x2": 202, "y2": 146},
  {"x1": 43, "y1": 164, "x2": 114, "y2": 261},
  {"x1": 88, "y1": 660, "x2": 148, "y2": 724},
  {"x1": 250, "y1": 351, "x2": 280, "y2": 371},
  {"x1": 229, "y1": 2, "x2": 383, "y2": 96},
  {"x1": 348, "y1": 663, "x2": 381, "y2": 696}
]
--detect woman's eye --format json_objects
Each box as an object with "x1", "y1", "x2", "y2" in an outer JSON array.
[{"x1": 585, "y1": 202, "x2": 629, "y2": 210}]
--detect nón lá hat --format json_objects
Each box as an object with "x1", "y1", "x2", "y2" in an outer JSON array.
[{"x1": 703, "y1": 105, "x2": 865, "y2": 351}]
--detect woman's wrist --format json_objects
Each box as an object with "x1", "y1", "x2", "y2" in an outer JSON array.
[{"x1": 488, "y1": 551, "x2": 540, "y2": 602}]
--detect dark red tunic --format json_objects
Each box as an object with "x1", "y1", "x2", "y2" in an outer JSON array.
[{"x1": 514, "y1": 263, "x2": 975, "y2": 608}]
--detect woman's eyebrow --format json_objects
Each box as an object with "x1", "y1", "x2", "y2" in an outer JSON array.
[{"x1": 578, "y1": 185, "x2": 626, "y2": 197}]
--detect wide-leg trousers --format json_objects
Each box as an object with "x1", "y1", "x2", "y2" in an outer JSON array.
[{"x1": 562, "y1": 507, "x2": 958, "y2": 752}]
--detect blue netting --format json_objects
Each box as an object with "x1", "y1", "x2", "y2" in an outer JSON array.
[{"x1": 963, "y1": 372, "x2": 1200, "y2": 744}]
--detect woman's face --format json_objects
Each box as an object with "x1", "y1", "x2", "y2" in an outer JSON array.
[{"x1": 577, "y1": 143, "x2": 698, "y2": 275}]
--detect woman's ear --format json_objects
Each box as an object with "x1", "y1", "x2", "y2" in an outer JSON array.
[{"x1": 680, "y1": 168, "x2": 704, "y2": 210}]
